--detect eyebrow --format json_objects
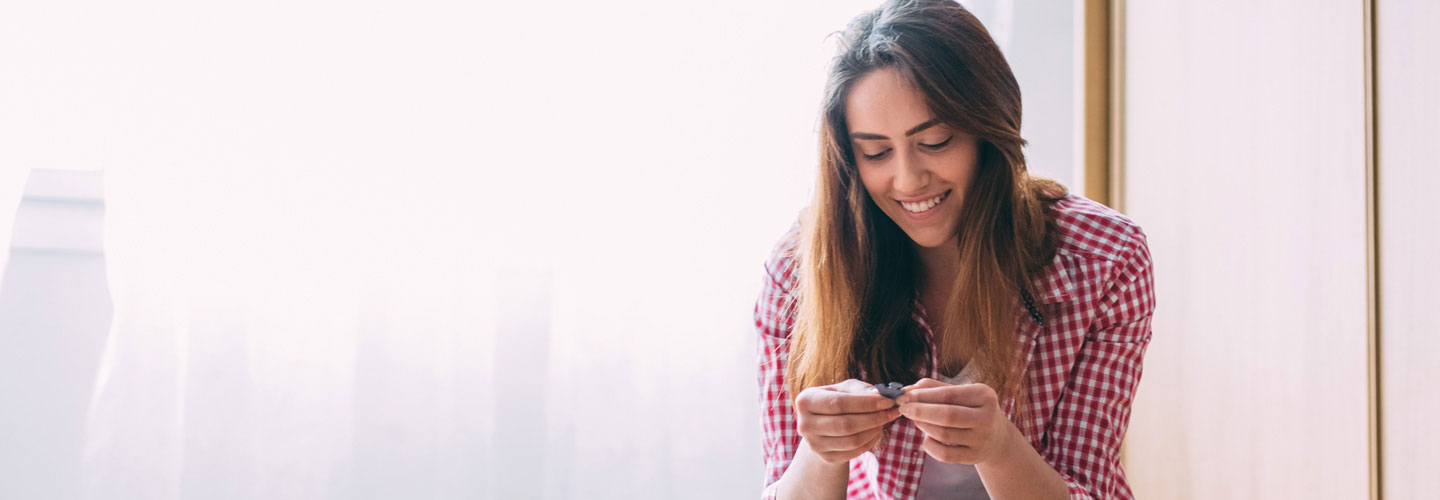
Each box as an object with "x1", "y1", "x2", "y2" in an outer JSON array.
[{"x1": 850, "y1": 119, "x2": 942, "y2": 141}]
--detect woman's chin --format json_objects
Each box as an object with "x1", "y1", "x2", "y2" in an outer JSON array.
[{"x1": 901, "y1": 228, "x2": 954, "y2": 249}]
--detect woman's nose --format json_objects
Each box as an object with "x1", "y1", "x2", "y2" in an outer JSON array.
[{"x1": 893, "y1": 150, "x2": 930, "y2": 194}]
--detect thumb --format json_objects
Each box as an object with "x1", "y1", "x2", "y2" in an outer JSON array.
[{"x1": 895, "y1": 377, "x2": 949, "y2": 405}]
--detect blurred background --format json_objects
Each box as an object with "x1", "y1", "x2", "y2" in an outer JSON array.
[{"x1": 0, "y1": 0, "x2": 1433, "y2": 499}]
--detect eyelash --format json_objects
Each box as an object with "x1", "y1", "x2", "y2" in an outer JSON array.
[
  {"x1": 860, "y1": 136, "x2": 954, "y2": 161},
  {"x1": 862, "y1": 150, "x2": 890, "y2": 161},
  {"x1": 922, "y1": 136, "x2": 953, "y2": 150}
]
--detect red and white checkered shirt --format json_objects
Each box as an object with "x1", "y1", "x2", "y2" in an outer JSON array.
[{"x1": 754, "y1": 194, "x2": 1155, "y2": 499}]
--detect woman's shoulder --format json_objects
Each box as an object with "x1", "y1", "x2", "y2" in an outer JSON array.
[
  {"x1": 762, "y1": 219, "x2": 804, "y2": 294},
  {"x1": 1046, "y1": 193, "x2": 1148, "y2": 264},
  {"x1": 1040, "y1": 194, "x2": 1154, "y2": 318},
  {"x1": 756, "y1": 219, "x2": 803, "y2": 340}
]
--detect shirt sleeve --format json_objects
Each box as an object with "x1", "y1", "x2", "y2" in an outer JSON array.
[
  {"x1": 1042, "y1": 229, "x2": 1156, "y2": 500},
  {"x1": 754, "y1": 225, "x2": 803, "y2": 500}
]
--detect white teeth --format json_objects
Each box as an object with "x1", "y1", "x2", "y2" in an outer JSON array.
[{"x1": 899, "y1": 192, "x2": 947, "y2": 213}]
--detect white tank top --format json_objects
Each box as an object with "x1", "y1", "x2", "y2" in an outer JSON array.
[{"x1": 913, "y1": 366, "x2": 991, "y2": 500}]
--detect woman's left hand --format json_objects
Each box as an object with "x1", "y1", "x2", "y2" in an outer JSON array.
[{"x1": 894, "y1": 377, "x2": 1019, "y2": 465}]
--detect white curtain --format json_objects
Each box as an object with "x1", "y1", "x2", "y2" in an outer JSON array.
[{"x1": 1, "y1": 0, "x2": 889, "y2": 498}]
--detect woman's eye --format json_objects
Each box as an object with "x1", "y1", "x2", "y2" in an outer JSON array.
[
  {"x1": 920, "y1": 136, "x2": 953, "y2": 150},
  {"x1": 862, "y1": 149, "x2": 891, "y2": 161}
]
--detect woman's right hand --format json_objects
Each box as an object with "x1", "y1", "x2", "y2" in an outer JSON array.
[{"x1": 794, "y1": 379, "x2": 903, "y2": 465}]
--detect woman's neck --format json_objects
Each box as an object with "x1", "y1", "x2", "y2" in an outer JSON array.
[
  {"x1": 915, "y1": 236, "x2": 960, "y2": 303},
  {"x1": 916, "y1": 237, "x2": 965, "y2": 372}
]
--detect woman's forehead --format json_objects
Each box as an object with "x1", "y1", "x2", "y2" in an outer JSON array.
[{"x1": 846, "y1": 68, "x2": 941, "y2": 136}]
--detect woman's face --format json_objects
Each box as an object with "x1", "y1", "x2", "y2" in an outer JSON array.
[{"x1": 847, "y1": 67, "x2": 981, "y2": 249}]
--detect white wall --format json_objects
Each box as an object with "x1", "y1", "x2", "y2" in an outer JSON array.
[
  {"x1": 1121, "y1": 1, "x2": 1370, "y2": 498},
  {"x1": 965, "y1": 0, "x2": 1078, "y2": 190},
  {"x1": 1378, "y1": 1, "x2": 1440, "y2": 496}
]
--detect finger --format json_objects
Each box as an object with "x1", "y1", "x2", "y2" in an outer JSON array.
[
  {"x1": 898, "y1": 402, "x2": 984, "y2": 428},
  {"x1": 809, "y1": 426, "x2": 884, "y2": 453},
  {"x1": 800, "y1": 408, "x2": 901, "y2": 437},
  {"x1": 912, "y1": 420, "x2": 976, "y2": 447},
  {"x1": 864, "y1": 428, "x2": 886, "y2": 451},
  {"x1": 907, "y1": 377, "x2": 949, "y2": 390},
  {"x1": 798, "y1": 387, "x2": 894, "y2": 415},
  {"x1": 896, "y1": 382, "x2": 996, "y2": 407},
  {"x1": 894, "y1": 377, "x2": 951, "y2": 405},
  {"x1": 833, "y1": 379, "x2": 882, "y2": 395},
  {"x1": 922, "y1": 436, "x2": 980, "y2": 464}
]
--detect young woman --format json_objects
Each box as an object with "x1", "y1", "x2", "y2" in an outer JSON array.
[{"x1": 754, "y1": 1, "x2": 1155, "y2": 499}]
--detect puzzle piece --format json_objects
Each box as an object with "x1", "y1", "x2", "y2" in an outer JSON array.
[{"x1": 874, "y1": 381, "x2": 905, "y2": 400}]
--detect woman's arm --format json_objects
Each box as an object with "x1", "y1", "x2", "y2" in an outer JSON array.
[
  {"x1": 973, "y1": 418, "x2": 1069, "y2": 499},
  {"x1": 755, "y1": 224, "x2": 899, "y2": 499},
  {"x1": 755, "y1": 225, "x2": 813, "y2": 499},
  {"x1": 755, "y1": 273, "x2": 802, "y2": 499},
  {"x1": 780, "y1": 381, "x2": 900, "y2": 500},
  {"x1": 1033, "y1": 233, "x2": 1156, "y2": 498},
  {"x1": 772, "y1": 438, "x2": 851, "y2": 500},
  {"x1": 756, "y1": 268, "x2": 895, "y2": 499}
]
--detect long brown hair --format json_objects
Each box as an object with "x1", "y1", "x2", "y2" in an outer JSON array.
[{"x1": 788, "y1": 0, "x2": 1067, "y2": 422}]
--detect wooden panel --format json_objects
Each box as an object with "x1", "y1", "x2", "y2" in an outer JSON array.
[
  {"x1": 1080, "y1": 0, "x2": 1110, "y2": 206},
  {"x1": 1378, "y1": 1, "x2": 1440, "y2": 497},
  {"x1": 1120, "y1": 1, "x2": 1370, "y2": 498}
]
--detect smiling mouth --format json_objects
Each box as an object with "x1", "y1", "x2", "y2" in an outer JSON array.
[{"x1": 897, "y1": 190, "x2": 950, "y2": 213}]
